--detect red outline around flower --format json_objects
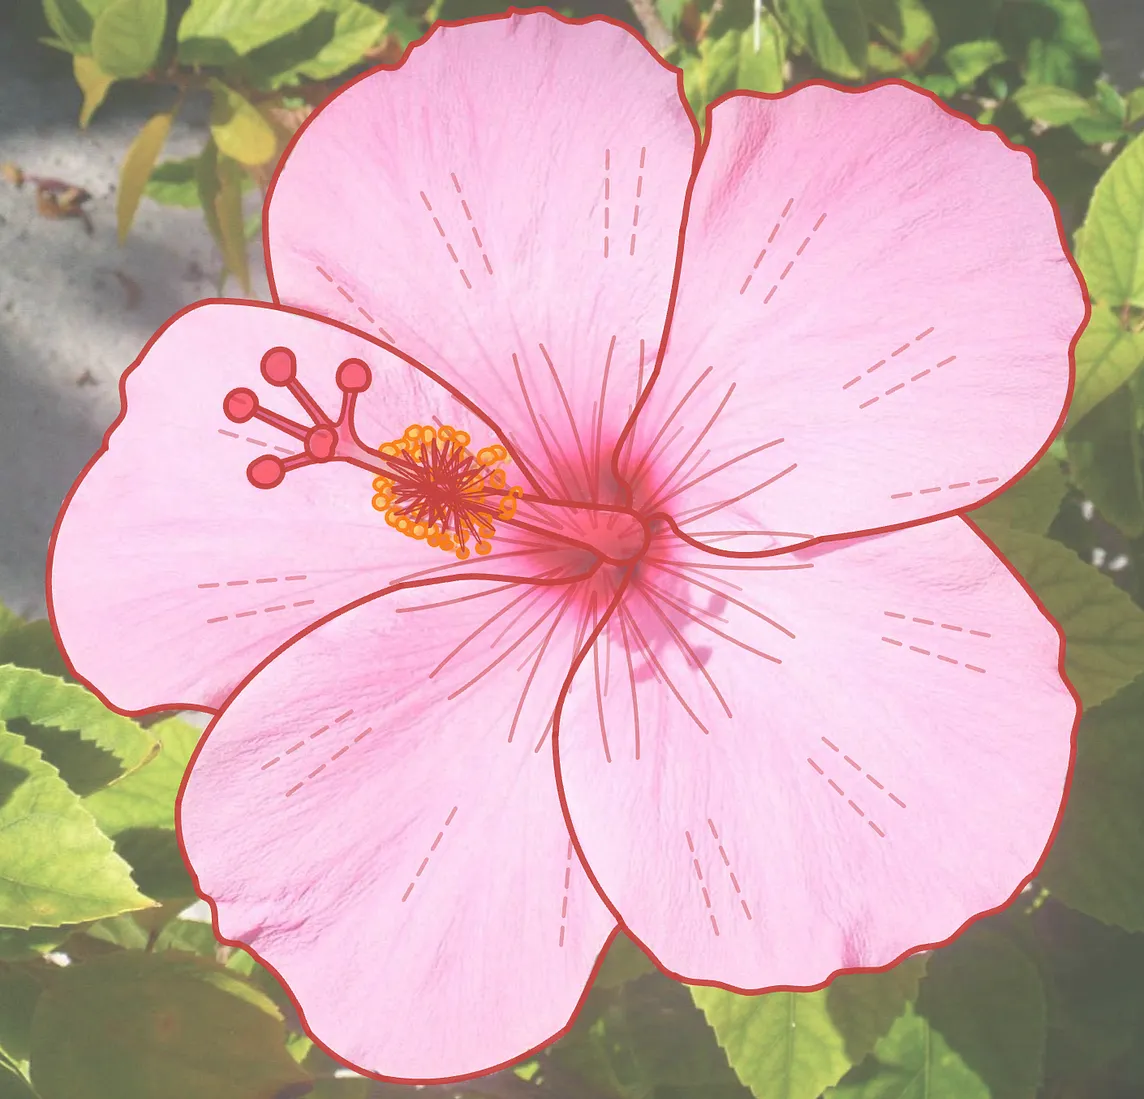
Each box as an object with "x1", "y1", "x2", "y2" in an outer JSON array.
[{"x1": 43, "y1": 5, "x2": 1089, "y2": 1086}]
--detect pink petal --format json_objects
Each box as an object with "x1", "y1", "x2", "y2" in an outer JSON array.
[
  {"x1": 623, "y1": 84, "x2": 1085, "y2": 552},
  {"x1": 179, "y1": 574, "x2": 617, "y2": 1081},
  {"x1": 50, "y1": 301, "x2": 569, "y2": 714},
  {"x1": 556, "y1": 517, "x2": 1075, "y2": 988},
  {"x1": 266, "y1": 10, "x2": 698, "y2": 502}
]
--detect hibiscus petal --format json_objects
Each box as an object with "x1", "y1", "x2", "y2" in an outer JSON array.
[
  {"x1": 266, "y1": 10, "x2": 698, "y2": 502},
  {"x1": 556, "y1": 517, "x2": 1075, "y2": 988},
  {"x1": 179, "y1": 573, "x2": 617, "y2": 1080},
  {"x1": 624, "y1": 84, "x2": 1085, "y2": 552},
  {"x1": 50, "y1": 301, "x2": 571, "y2": 713}
]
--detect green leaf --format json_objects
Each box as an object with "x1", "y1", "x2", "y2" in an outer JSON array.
[
  {"x1": 858, "y1": 0, "x2": 902, "y2": 40},
  {"x1": 555, "y1": 974, "x2": 748, "y2": 1099},
  {"x1": 970, "y1": 458, "x2": 1069, "y2": 537},
  {"x1": 152, "y1": 916, "x2": 221, "y2": 956},
  {"x1": 0, "y1": 666, "x2": 154, "y2": 774},
  {"x1": 28, "y1": 952, "x2": 311, "y2": 1099},
  {"x1": 863, "y1": 0, "x2": 937, "y2": 67},
  {"x1": 825, "y1": 959, "x2": 928, "y2": 1062},
  {"x1": 775, "y1": 0, "x2": 867, "y2": 79},
  {"x1": 1127, "y1": 87, "x2": 1144, "y2": 126},
  {"x1": 944, "y1": 39, "x2": 1006, "y2": 87},
  {"x1": 116, "y1": 111, "x2": 172, "y2": 244},
  {"x1": 1067, "y1": 386, "x2": 1144, "y2": 537},
  {"x1": 1068, "y1": 307, "x2": 1144, "y2": 424},
  {"x1": 1011, "y1": 83, "x2": 1125, "y2": 145},
  {"x1": 242, "y1": 0, "x2": 385, "y2": 86},
  {"x1": 144, "y1": 157, "x2": 201, "y2": 207},
  {"x1": 0, "y1": 726, "x2": 151, "y2": 930},
  {"x1": 1040, "y1": 676, "x2": 1144, "y2": 930},
  {"x1": 681, "y1": 31, "x2": 743, "y2": 121},
  {"x1": 593, "y1": 934, "x2": 655, "y2": 991},
  {"x1": 1075, "y1": 132, "x2": 1144, "y2": 309},
  {"x1": 655, "y1": 0, "x2": 687, "y2": 31},
  {"x1": 737, "y1": 15, "x2": 787, "y2": 93},
  {"x1": 1094, "y1": 79, "x2": 1127, "y2": 123},
  {"x1": 42, "y1": 0, "x2": 114, "y2": 50},
  {"x1": 0, "y1": 1058, "x2": 37, "y2": 1099},
  {"x1": 0, "y1": 926, "x2": 66, "y2": 961},
  {"x1": 0, "y1": 612, "x2": 67, "y2": 680},
  {"x1": 84, "y1": 716, "x2": 197, "y2": 834},
  {"x1": 0, "y1": 966, "x2": 41, "y2": 1067},
  {"x1": 1013, "y1": 83, "x2": 1096, "y2": 126},
  {"x1": 177, "y1": 0, "x2": 323, "y2": 66},
  {"x1": 828, "y1": 1004, "x2": 990, "y2": 1098},
  {"x1": 208, "y1": 81, "x2": 277, "y2": 166},
  {"x1": 72, "y1": 55, "x2": 114, "y2": 127},
  {"x1": 90, "y1": 0, "x2": 165, "y2": 78},
  {"x1": 979, "y1": 524, "x2": 1144, "y2": 708},
  {"x1": 914, "y1": 928, "x2": 1046, "y2": 1099},
  {"x1": 85, "y1": 718, "x2": 201, "y2": 901},
  {"x1": 694, "y1": 960, "x2": 924, "y2": 1099},
  {"x1": 1030, "y1": 904, "x2": 1144, "y2": 1091},
  {"x1": 1001, "y1": 0, "x2": 1101, "y2": 90},
  {"x1": 294, "y1": 0, "x2": 387, "y2": 81},
  {"x1": 197, "y1": 143, "x2": 252, "y2": 294}
]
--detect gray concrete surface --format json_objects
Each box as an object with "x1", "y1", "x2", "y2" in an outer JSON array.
[
  {"x1": 0, "y1": 2, "x2": 1140, "y2": 618},
  {"x1": 0, "y1": 6, "x2": 268, "y2": 618}
]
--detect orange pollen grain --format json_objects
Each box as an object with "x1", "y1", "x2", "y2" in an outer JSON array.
[{"x1": 371, "y1": 423, "x2": 520, "y2": 559}]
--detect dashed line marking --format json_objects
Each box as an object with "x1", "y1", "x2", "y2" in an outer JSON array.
[
  {"x1": 559, "y1": 840, "x2": 573, "y2": 947},
  {"x1": 420, "y1": 191, "x2": 471, "y2": 289},
  {"x1": 884, "y1": 611, "x2": 991, "y2": 637},
  {"x1": 216, "y1": 428, "x2": 294, "y2": 455},
  {"x1": 204, "y1": 599, "x2": 315, "y2": 624},
  {"x1": 882, "y1": 635, "x2": 988, "y2": 674},
  {"x1": 843, "y1": 327, "x2": 938, "y2": 393},
  {"x1": 739, "y1": 198, "x2": 793, "y2": 295},
  {"x1": 403, "y1": 806, "x2": 459, "y2": 902},
  {"x1": 631, "y1": 146, "x2": 646, "y2": 257},
  {"x1": 813, "y1": 739, "x2": 904, "y2": 819},
  {"x1": 890, "y1": 477, "x2": 999, "y2": 500},
  {"x1": 316, "y1": 265, "x2": 395, "y2": 341},
  {"x1": 277, "y1": 716, "x2": 373, "y2": 795}
]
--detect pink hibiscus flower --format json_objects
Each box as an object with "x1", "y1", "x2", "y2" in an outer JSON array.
[{"x1": 48, "y1": 7, "x2": 1087, "y2": 1084}]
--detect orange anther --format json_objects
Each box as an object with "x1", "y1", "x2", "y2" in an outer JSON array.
[{"x1": 371, "y1": 422, "x2": 521, "y2": 560}]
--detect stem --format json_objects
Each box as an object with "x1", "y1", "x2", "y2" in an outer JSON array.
[{"x1": 627, "y1": 0, "x2": 675, "y2": 54}]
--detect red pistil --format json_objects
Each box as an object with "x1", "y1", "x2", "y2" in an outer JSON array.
[{"x1": 222, "y1": 346, "x2": 374, "y2": 489}]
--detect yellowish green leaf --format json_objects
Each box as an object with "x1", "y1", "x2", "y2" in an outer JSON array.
[
  {"x1": 981, "y1": 524, "x2": 1144, "y2": 708},
  {"x1": 1067, "y1": 306, "x2": 1144, "y2": 424},
  {"x1": 208, "y1": 80, "x2": 277, "y2": 166},
  {"x1": 197, "y1": 142, "x2": 252, "y2": 294},
  {"x1": 72, "y1": 55, "x2": 114, "y2": 128},
  {"x1": 116, "y1": 111, "x2": 172, "y2": 244},
  {"x1": 1075, "y1": 132, "x2": 1144, "y2": 309},
  {"x1": 737, "y1": 15, "x2": 786, "y2": 93},
  {"x1": 828, "y1": 1004, "x2": 990, "y2": 1098},
  {"x1": 694, "y1": 959, "x2": 925, "y2": 1099},
  {"x1": 775, "y1": 0, "x2": 867, "y2": 79},
  {"x1": 90, "y1": 0, "x2": 165, "y2": 79},
  {"x1": 0, "y1": 726, "x2": 152, "y2": 930}
]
